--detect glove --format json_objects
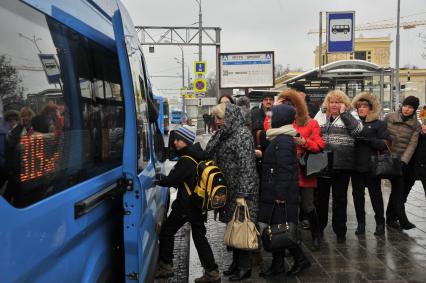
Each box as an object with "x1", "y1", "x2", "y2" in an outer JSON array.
[
  {"x1": 155, "y1": 174, "x2": 167, "y2": 186},
  {"x1": 236, "y1": 197, "x2": 246, "y2": 206},
  {"x1": 355, "y1": 136, "x2": 371, "y2": 144}
]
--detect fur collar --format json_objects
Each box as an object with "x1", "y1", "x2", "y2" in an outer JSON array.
[{"x1": 351, "y1": 92, "x2": 380, "y2": 122}]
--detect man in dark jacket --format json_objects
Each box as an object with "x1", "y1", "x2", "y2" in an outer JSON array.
[
  {"x1": 351, "y1": 92, "x2": 391, "y2": 236},
  {"x1": 291, "y1": 82, "x2": 318, "y2": 118},
  {"x1": 385, "y1": 95, "x2": 421, "y2": 230},
  {"x1": 251, "y1": 92, "x2": 274, "y2": 181},
  {"x1": 405, "y1": 118, "x2": 426, "y2": 200},
  {"x1": 155, "y1": 125, "x2": 220, "y2": 283}
]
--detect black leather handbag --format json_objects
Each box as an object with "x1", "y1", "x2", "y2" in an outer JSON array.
[
  {"x1": 370, "y1": 141, "x2": 402, "y2": 179},
  {"x1": 299, "y1": 149, "x2": 333, "y2": 178},
  {"x1": 261, "y1": 201, "x2": 297, "y2": 252}
]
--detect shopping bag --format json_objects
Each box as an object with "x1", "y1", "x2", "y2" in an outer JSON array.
[
  {"x1": 300, "y1": 149, "x2": 333, "y2": 178},
  {"x1": 224, "y1": 199, "x2": 259, "y2": 250}
]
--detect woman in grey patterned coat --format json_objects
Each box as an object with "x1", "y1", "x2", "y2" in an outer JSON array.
[{"x1": 206, "y1": 102, "x2": 259, "y2": 281}]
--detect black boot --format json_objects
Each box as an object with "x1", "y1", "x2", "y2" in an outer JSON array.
[
  {"x1": 259, "y1": 251, "x2": 285, "y2": 277},
  {"x1": 287, "y1": 244, "x2": 311, "y2": 276},
  {"x1": 229, "y1": 269, "x2": 251, "y2": 281},
  {"x1": 307, "y1": 210, "x2": 321, "y2": 250},
  {"x1": 355, "y1": 223, "x2": 365, "y2": 235},
  {"x1": 224, "y1": 249, "x2": 238, "y2": 276}
]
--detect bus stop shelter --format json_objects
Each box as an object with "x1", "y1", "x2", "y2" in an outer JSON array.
[{"x1": 281, "y1": 60, "x2": 394, "y2": 111}]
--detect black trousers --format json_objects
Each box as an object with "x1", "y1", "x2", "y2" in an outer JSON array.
[
  {"x1": 232, "y1": 248, "x2": 252, "y2": 270},
  {"x1": 159, "y1": 208, "x2": 217, "y2": 271},
  {"x1": 403, "y1": 176, "x2": 426, "y2": 202},
  {"x1": 386, "y1": 169, "x2": 410, "y2": 224},
  {"x1": 316, "y1": 170, "x2": 351, "y2": 236},
  {"x1": 351, "y1": 172, "x2": 385, "y2": 225}
]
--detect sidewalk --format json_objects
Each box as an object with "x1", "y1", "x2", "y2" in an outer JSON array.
[{"x1": 188, "y1": 181, "x2": 426, "y2": 283}]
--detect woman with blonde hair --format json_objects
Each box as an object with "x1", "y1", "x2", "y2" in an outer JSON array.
[
  {"x1": 314, "y1": 90, "x2": 363, "y2": 243},
  {"x1": 276, "y1": 89, "x2": 325, "y2": 251}
]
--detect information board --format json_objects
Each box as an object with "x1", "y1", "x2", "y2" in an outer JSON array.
[{"x1": 219, "y1": 51, "x2": 274, "y2": 88}]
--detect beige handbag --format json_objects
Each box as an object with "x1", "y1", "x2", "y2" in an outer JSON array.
[{"x1": 224, "y1": 199, "x2": 259, "y2": 250}]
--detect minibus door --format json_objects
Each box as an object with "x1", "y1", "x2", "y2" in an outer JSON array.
[{"x1": 112, "y1": 9, "x2": 152, "y2": 282}]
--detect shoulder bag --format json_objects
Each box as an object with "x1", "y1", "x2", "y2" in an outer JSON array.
[
  {"x1": 370, "y1": 140, "x2": 402, "y2": 178},
  {"x1": 224, "y1": 199, "x2": 259, "y2": 250},
  {"x1": 261, "y1": 200, "x2": 297, "y2": 252}
]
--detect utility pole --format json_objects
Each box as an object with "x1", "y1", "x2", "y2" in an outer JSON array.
[
  {"x1": 197, "y1": 0, "x2": 202, "y2": 61},
  {"x1": 395, "y1": 0, "x2": 401, "y2": 110}
]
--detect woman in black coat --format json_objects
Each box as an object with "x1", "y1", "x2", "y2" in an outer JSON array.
[
  {"x1": 258, "y1": 104, "x2": 310, "y2": 278},
  {"x1": 351, "y1": 92, "x2": 392, "y2": 236}
]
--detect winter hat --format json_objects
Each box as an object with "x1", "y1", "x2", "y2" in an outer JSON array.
[
  {"x1": 262, "y1": 92, "x2": 275, "y2": 100},
  {"x1": 175, "y1": 125, "x2": 195, "y2": 145},
  {"x1": 271, "y1": 104, "x2": 296, "y2": 128},
  {"x1": 402, "y1": 96, "x2": 419, "y2": 110},
  {"x1": 291, "y1": 82, "x2": 306, "y2": 93}
]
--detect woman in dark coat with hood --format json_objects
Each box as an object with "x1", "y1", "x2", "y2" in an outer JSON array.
[
  {"x1": 351, "y1": 92, "x2": 391, "y2": 236},
  {"x1": 206, "y1": 103, "x2": 259, "y2": 281},
  {"x1": 258, "y1": 104, "x2": 311, "y2": 278}
]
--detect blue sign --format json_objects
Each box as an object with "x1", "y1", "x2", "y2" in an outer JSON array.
[
  {"x1": 327, "y1": 11, "x2": 355, "y2": 53},
  {"x1": 38, "y1": 54, "x2": 61, "y2": 84},
  {"x1": 194, "y1": 61, "x2": 206, "y2": 74}
]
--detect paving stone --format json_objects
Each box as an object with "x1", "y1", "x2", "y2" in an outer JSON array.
[{"x1": 170, "y1": 136, "x2": 426, "y2": 282}]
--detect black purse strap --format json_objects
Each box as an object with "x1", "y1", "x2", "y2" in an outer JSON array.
[{"x1": 267, "y1": 200, "x2": 288, "y2": 225}]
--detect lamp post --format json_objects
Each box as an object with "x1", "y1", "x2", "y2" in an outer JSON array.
[
  {"x1": 18, "y1": 33, "x2": 42, "y2": 54},
  {"x1": 395, "y1": 0, "x2": 401, "y2": 110},
  {"x1": 174, "y1": 45, "x2": 185, "y2": 114},
  {"x1": 194, "y1": 0, "x2": 202, "y2": 61}
]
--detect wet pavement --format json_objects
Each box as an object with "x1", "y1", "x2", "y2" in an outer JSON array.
[
  {"x1": 156, "y1": 133, "x2": 426, "y2": 282},
  {"x1": 187, "y1": 181, "x2": 426, "y2": 283}
]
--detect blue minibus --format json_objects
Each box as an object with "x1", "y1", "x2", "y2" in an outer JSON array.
[
  {"x1": 0, "y1": 1, "x2": 168, "y2": 282},
  {"x1": 153, "y1": 96, "x2": 169, "y2": 135},
  {"x1": 170, "y1": 109, "x2": 183, "y2": 125}
]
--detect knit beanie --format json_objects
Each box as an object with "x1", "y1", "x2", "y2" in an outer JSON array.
[
  {"x1": 402, "y1": 96, "x2": 420, "y2": 110},
  {"x1": 175, "y1": 125, "x2": 195, "y2": 145}
]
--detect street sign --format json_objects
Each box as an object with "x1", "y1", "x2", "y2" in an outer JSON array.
[
  {"x1": 193, "y1": 78, "x2": 207, "y2": 93},
  {"x1": 180, "y1": 87, "x2": 188, "y2": 97},
  {"x1": 38, "y1": 54, "x2": 61, "y2": 84},
  {"x1": 219, "y1": 51, "x2": 274, "y2": 89},
  {"x1": 194, "y1": 61, "x2": 207, "y2": 74},
  {"x1": 327, "y1": 11, "x2": 355, "y2": 53}
]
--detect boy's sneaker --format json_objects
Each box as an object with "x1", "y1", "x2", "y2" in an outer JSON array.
[
  {"x1": 155, "y1": 261, "x2": 174, "y2": 278},
  {"x1": 194, "y1": 269, "x2": 221, "y2": 283}
]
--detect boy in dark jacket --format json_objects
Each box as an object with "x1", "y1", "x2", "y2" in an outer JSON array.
[{"x1": 154, "y1": 125, "x2": 220, "y2": 283}]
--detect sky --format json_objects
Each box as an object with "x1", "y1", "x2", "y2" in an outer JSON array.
[{"x1": 121, "y1": 0, "x2": 426, "y2": 98}]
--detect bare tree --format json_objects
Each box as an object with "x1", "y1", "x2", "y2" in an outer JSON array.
[
  {"x1": 205, "y1": 71, "x2": 217, "y2": 97},
  {"x1": 419, "y1": 33, "x2": 426, "y2": 60},
  {"x1": 0, "y1": 55, "x2": 24, "y2": 107}
]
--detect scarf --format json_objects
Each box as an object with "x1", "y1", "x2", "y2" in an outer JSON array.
[{"x1": 266, "y1": 124, "x2": 298, "y2": 141}]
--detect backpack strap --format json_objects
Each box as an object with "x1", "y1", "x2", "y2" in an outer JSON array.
[
  {"x1": 181, "y1": 155, "x2": 199, "y2": 197},
  {"x1": 181, "y1": 155, "x2": 198, "y2": 165}
]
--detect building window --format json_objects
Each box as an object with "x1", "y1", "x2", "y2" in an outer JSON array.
[{"x1": 354, "y1": 51, "x2": 367, "y2": 61}]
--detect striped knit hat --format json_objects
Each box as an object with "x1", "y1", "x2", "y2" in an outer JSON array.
[{"x1": 175, "y1": 125, "x2": 195, "y2": 145}]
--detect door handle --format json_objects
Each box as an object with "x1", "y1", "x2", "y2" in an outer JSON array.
[{"x1": 74, "y1": 182, "x2": 118, "y2": 219}]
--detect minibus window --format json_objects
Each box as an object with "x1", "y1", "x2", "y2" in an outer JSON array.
[{"x1": 0, "y1": 1, "x2": 124, "y2": 207}]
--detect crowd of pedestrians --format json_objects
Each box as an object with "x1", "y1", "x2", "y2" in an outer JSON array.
[{"x1": 155, "y1": 86, "x2": 426, "y2": 282}]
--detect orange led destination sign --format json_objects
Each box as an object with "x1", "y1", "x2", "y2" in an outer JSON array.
[{"x1": 20, "y1": 134, "x2": 60, "y2": 182}]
